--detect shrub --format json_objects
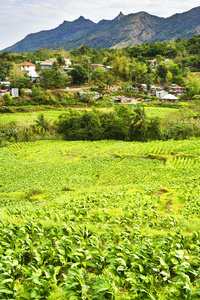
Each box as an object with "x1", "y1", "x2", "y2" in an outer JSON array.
[
  {"x1": 2, "y1": 93, "x2": 13, "y2": 105},
  {"x1": 20, "y1": 88, "x2": 26, "y2": 97},
  {"x1": 31, "y1": 86, "x2": 57, "y2": 105},
  {"x1": 192, "y1": 95, "x2": 200, "y2": 101},
  {"x1": 0, "y1": 106, "x2": 14, "y2": 113},
  {"x1": 170, "y1": 124, "x2": 193, "y2": 140},
  {"x1": 25, "y1": 186, "x2": 44, "y2": 199}
]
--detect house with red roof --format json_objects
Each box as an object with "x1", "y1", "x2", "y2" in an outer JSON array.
[
  {"x1": 19, "y1": 62, "x2": 36, "y2": 73},
  {"x1": 91, "y1": 64, "x2": 106, "y2": 70},
  {"x1": 170, "y1": 84, "x2": 185, "y2": 94},
  {"x1": 19, "y1": 62, "x2": 40, "y2": 81},
  {"x1": 0, "y1": 89, "x2": 10, "y2": 97}
]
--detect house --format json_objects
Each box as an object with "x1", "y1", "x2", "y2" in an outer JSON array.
[
  {"x1": 12, "y1": 88, "x2": 19, "y2": 98},
  {"x1": 0, "y1": 81, "x2": 11, "y2": 89},
  {"x1": 170, "y1": 84, "x2": 185, "y2": 94},
  {"x1": 0, "y1": 89, "x2": 9, "y2": 97},
  {"x1": 131, "y1": 84, "x2": 140, "y2": 93},
  {"x1": 19, "y1": 62, "x2": 40, "y2": 81},
  {"x1": 161, "y1": 94, "x2": 179, "y2": 103},
  {"x1": 19, "y1": 62, "x2": 36, "y2": 73},
  {"x1": 39, "y1": 58, "x2": 57, "y2": 70},
  {"x1": 105, "y1": 66, "x2": 113, "y2": 70},
  {"x1": 114, "y1": 95, "x2": 126, "y2": 103},
  {"x1": 151, "y1": 85, "x2": 157, "y2": 94},
  {"x1": 79, "y1": 91, "x2": 101, "y2": 100},
  {"x1": 39, "y1": 58, "x2": 71, "y2": 70},
  {"x1": 91, "y1": 64, "x2": 113, "y2": 71},
  {"x1": 114, "y1": 95, "x2": 135, "y2": 103},
  {"x1": 91, "y1": 64, "x2": 106, "y2": 70},
  {"x1": 105, "y1": 85, "x2": 119, "y2": 91},
  {"x1": 156, "y1": 90, "x2": 168, "y2": 99},
  {"x1": 28, "y1": 71, "x2": 40, "y2": 82},
  {"x1": 141, "y1": 84, "x2": 147, "y2": 92},
  {"x1": 151, "y1": 85, "x2": 163, "y2": 94},
  {"x1": 63, "y1": 59, "x2": 72, "y2": 70}
]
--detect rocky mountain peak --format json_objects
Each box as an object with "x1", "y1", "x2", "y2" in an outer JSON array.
[{"x1": 114, "y1": 11, "x2": 125, "y2": 21}]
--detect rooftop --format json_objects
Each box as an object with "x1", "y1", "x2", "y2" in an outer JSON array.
[{"x1": 19, "y1": 62, "x2": 35, "y2": 66}]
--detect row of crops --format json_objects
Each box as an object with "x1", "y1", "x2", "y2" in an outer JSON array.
[{"x1": 1, "y1": 139, "x2": 200, "y2": 299}]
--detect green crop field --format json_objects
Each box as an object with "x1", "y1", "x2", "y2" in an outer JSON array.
[
  {"x1": 144, "y1": 107, "x2": 178, "y2": 118},
  {"x1": 1, "y1": 139, "x2": 200, "y2": 299}
]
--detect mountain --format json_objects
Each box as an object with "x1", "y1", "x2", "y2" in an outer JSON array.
[
  {"x1": 150, "y1": 6, "x2": 200, "y2": 42},
  {"x1": 2, "y1": 6, "x2": 200, "y2": 53}
]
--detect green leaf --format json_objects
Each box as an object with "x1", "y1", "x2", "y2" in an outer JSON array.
[
  {"x1": 159, "y1": 257, "x2": 167, "y2": 268},
  {"x1": 19, "y1": 291, "x2": 31, "y2": 300},
  {"x1": 0, "y1": 288, "x2": 13, "y2": 294},
  {"x1": 1, "y1": 278, "x2": 13, "y2": 284}
]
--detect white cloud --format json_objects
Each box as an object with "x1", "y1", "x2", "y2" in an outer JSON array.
[{"x1": 0, "y1": 0, "x2": 199, "y2": 50}]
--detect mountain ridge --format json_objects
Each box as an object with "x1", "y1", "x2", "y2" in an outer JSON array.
[{"x1": 2, "y1": 6, "x2": 200, "y2": 53}]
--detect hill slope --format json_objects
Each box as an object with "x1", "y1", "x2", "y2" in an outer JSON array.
[{"x1": 2, "y1": 6, "x2": 200, "y2": 53}]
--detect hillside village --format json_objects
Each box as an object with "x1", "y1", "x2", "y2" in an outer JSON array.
[
  {"x1": 0, "y1": 35, "x2": 200, "y2": 112},
  {"x1": 0, "y1": 54, "x2": 188, "y2": 106}
]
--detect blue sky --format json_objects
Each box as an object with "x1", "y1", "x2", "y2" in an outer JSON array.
[{"x1": 0, "y1": 0, "x2": 199, "y2": 50}]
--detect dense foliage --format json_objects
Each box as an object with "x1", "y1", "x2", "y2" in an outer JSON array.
[{"x1": 57, "y1": 106, "x2": 162, "y2": 142}]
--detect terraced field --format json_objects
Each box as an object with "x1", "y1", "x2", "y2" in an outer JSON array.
[{"x1": 1, "y1": 139, "x2": 200, "y2": 299}]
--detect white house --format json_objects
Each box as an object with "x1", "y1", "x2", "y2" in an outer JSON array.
[
  {"x1": 19, "y1": 62, "x2": 40, "y2": 81},
  {"x1": 162, "y1": 94, "x2": 179, "y2": 103},
  {"x1": 19, "y1": 62, "x2": 36, "y2": 73},
  {"x1": 156, "y1": 90, "x2": 168, "y2": 99}
]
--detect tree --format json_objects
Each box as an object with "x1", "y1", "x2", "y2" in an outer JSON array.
[
  {"x1": 35, "y1": 113, "x2": 52, "y2": 137},
  {"x1": 40, "y1": 68, "x2": 54, "y2": 89},
  {"x1": 169, "y1": 62, "x2": 180, "y2": 76},
  {"x1": 156, "y1": 64, "x2": 168, "y2": 82},
  {"x1": 57, "y1": 55, "x2": 66, "y2": 68},
  {"x1": 145, "y1": 65, "x2": 154, "y2": 94},
  {"x1": 130, "y1": 62, "x2": 147, "y2": 83},
  {"x1": 81, "y1": 56, "x2": 91, "y2": 81},
  {"x1": 130, "y1": 106, "x2": 148, "y2": 141},
  {"x1": 187, "y1": 75, "x2": 200, "y2": 98},
  {"x1": 40, "y1": 68, "x2": 65, "y2": 89},
  {"x1": 156, "y1": 54, "x2": 162, "y2": 64},
  {"x1": 0, "y1": 66, "x2": 7, "y2": 81},
  {"x1": 3, "y1": 93, "x2": 13, "y2": 105},
  {"x1": 35, "y1": 62, "x2": 41, "y2": 72},
  {"x1": 113, "y1": 56, "x2": 131, "y2": 81},
  {"x1": 164, "y1": 84, "x2": 171, "y2": 92},
  {"x1": 166, "y1": 71, "x2": 173, "y2": 83},
  {"x1": 9, "y1": 63, "x2": 24, "y2": 87},
  {"x1": 70, "y1": 66, "x2": 88, "y2": 85},
  {"x1": 91, "y1": 67, "x2": 105, "y2": 83}
]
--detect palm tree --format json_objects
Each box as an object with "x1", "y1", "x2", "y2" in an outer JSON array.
[
  {"x1": 130, "y1": 106, "x2": 148, "y2": 141},
  {"x1": 35, "y1": 113, "x2": 52, "y2": 137}
]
